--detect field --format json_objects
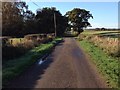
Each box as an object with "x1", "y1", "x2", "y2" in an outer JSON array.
[
  {"x1": 81, "y1": 30, "x2": 119, "y2": 35},
  {"x1": 78, "y1": 30, "x2": 119, "y2": 88}
]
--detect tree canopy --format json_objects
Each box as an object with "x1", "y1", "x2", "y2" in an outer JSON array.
[
  {"x1": 2, "y1": 2, "x2": 93, "y2": 37},
  {"x1": 2, "y1": 2, "x2": 28, "y2": 37},
  {"x1": 35, "y1": 7, "x2": 68, "y2": 36},
  {"x1": 65, "y1": 8, "x2": 93, "y2": 34}
]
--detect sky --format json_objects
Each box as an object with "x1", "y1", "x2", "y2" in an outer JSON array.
[{"x1": 26, "y1": 2, "x2": 118, "y2": 29}]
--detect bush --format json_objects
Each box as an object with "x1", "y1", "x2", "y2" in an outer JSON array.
[
  {"x1": 2, "y1": 33, "x2": 55, "y2": 62},
  {"x1": 2, "y1": 39, "x2": 35, "y2": 62},
  {"x1": 24, "y1": 33, "x2": 54, "y2": 44},
  {"x1": 24, "y1": 34, "x2": 47, "y2": 40}
]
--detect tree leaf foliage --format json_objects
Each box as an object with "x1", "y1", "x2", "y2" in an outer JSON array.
[{"x1": 65, "y1": 8, "x2": 93, "y2": 34}]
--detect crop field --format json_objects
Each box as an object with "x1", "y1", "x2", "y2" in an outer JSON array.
[{"x1": 78, "y1": 30, "x2": 119, "y2": 88}]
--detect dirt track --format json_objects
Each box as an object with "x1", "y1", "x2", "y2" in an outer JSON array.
[{"x1": 5, "y1": 38, "x2": 107, "y2": 89}]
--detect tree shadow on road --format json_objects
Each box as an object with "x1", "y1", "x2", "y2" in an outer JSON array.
[{"x1": 3, "y1": 41, "x2": 64, "y2": 89}]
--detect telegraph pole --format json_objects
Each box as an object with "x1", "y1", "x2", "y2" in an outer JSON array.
[{"x1": 54, "y1": 13, "x2": 57, "y2": 37}]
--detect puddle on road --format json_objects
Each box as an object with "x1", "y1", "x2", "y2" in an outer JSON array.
[
  {"x1": 38, "y1": 54, "x2": 51, "y2": 65},
  {"x1": 38, "y1": 59, "x2": 44, "y2": 65}
]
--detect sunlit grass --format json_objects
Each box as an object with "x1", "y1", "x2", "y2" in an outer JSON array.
[
  {"x1": 78, "y1": 30, "x2": 119, "y2": 88},
  {"x1": 79, "y1": 40, "x2": 119, "y2": 88},
  {"x1": 81, "y1": 30, "x2": 120, "y2": 35}
]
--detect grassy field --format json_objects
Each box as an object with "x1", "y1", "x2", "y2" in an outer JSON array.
[
  {"x1": 3, "y1": 38, "x2": 62, "y2": 87},
  {"x1": 82, "y1": 30, "x2": 120, "y2": 35},
  {"x1": 78, "y1": 30, "x2": 119, "y2": 88},
  {"x1": 82, "y1": 30, "x2": 120, "y2": 38}
]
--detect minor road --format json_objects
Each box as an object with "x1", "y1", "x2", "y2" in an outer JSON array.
[{"x1": 6, "y1": 38, "x2": 107, "y2": 89}]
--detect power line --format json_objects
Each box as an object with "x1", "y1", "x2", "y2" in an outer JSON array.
[
  {"x1": 33, "y1": 2, "x2": 39, "y2": 7},
  {"x1": 30, "y1": 0, "x2": 40, "y2": 8}
]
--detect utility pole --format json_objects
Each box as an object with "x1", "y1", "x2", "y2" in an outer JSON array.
[{"x1": 54, "y1": 13, "x2": 57, "y2": 37}]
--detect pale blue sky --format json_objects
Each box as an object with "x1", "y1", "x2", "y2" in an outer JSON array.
[{"x1": 26, "y1": 2, "x2": 118, "y2": 28}]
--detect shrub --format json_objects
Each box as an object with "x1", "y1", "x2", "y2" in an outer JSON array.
[
  {"x1": 2, "y1": 33, "x2": 55, "y2": 62},
  {"x1": 2, "y1": 39, "x2": 35, "y2": 62}
]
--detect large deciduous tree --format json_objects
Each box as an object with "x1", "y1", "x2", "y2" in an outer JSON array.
[
  {"x1": 2, "y1": 2, "x2": 21, "y2": 36},
  {"x1": 2, "y1": 2, "x2": 29, "y2": 37},
  {"x1": 65, "y1": 8, "x2": 93, "y2": 34}
]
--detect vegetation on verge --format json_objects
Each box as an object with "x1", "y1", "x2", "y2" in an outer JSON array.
[
  {"x1": 78, "y1": 30, "x2": 119, "y2": 88},
  {"x1": 2, "y1": 33, "x2": 55, "y2": 62},
  {"x1": 2, "y1": 38, "x2": 62, "y2": 87},
  {"x1": 79, "y1": 40, "x2": 119, "y2": 88},
  {"x1": 79, "y1": 30, "x2": 120, "y2": 57}
]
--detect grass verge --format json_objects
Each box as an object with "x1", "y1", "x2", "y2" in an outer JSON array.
[
  {"x1": 79, "y1": 40, "x2": 119, "y2": 88},
  {"x1": 3, "y1": 37, "x2": 62, "y2": 87}
]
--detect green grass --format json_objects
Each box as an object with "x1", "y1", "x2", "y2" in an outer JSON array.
[
  {"x1": 79, "y1": 40, "x2": 119, "y2": 88},
  {"x1": 3, "y1": 37, "x2": 62, "y2": 87},
  {"x1": 81, "y1": 30, "x2": 120, "y2": 35}
]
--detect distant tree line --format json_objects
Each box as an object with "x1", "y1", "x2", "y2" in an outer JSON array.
[
  {"x1": 95, "y1": 28, "x2": 120, "y2": 31},
  {"x1": 2, "y1": 2, "x2": 93, "y2": 37},
  {"x1": 2, "y1": 2, "x2": 67, "y2": 37}
]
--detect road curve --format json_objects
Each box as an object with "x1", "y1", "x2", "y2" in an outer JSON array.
[{"x1": 5, "y1": 38, "x2": 107, "y2": 89}]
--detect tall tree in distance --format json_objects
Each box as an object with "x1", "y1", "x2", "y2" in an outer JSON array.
[{"x1": 65, "y1": 8, "x2": 93, "y2": 34}]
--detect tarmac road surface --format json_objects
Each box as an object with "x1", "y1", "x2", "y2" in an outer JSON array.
[{"x1": 5, "y1": 38, "x2": 107, "y2": 89}]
